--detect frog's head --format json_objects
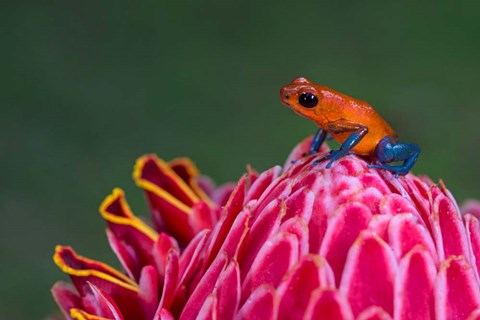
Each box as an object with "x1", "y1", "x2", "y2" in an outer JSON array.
[{"x1": 280, "y1": 77, "x2": 322, "y2": 119}]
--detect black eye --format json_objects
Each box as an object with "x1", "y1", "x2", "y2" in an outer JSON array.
[{"x1": 298, "y1": 93, "x2": 318, "y2": 109}]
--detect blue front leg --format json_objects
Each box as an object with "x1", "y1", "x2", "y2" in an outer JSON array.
[
  {"x1": 315, "y1": 126, "x2": 368, "y2": 168},
  {"x1": 308, "y1": 128, "x2": 328, "y2": 155},
  {"x1": 369, "y1": 136, "x2": 420, "y2": 177}
]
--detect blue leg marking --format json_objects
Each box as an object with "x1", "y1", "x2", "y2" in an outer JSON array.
[
  {"x1": 315, "y1": 126, "x2": 368, "y2": 168},
  {"x1": 368, "y1": 136, "x2": 420, "y2": 177},
  {"x1": 309, "y1": 129, "x2": 327, "y2": 155}
]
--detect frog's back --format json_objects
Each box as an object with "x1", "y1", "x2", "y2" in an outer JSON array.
[{"x1": 316, "y1": 88, "x2": 397, "y2": 155}]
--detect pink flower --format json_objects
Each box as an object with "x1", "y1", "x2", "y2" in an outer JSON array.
[{"x1": 52, "y1": 137, "x2": 480, "y2": 320}]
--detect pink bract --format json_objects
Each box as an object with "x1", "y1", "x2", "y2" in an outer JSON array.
[{"x1": 52, "y1": 137, "x2": 480, "y2": 320}]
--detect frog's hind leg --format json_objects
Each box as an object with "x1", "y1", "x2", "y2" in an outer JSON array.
[{"x1": 368, "y1": 136, "x2": 420, "y2": 177}]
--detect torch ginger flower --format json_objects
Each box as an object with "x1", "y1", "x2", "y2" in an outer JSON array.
[{"x1": 52, "y1": 137, "x2": 480, "y2": 320}]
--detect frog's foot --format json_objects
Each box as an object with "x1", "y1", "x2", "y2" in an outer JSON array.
[
  {"x1": 368, "y1": 163, "x2": 408, "y2": 178},
  {"x1": 370, "y1": 136, "x2": 420, "y2": 178},
  {"x1": 313, "y1": 150, "x2": 354, "y2": 168}
]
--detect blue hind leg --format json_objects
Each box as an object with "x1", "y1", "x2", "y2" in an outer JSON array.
[{"x1": 368, "y1": 136, "x2": 420, "y2": 177}]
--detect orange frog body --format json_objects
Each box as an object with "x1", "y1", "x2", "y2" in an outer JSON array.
[{"x1": 280, "y1": 77, "x2": 420, "y2": 177}]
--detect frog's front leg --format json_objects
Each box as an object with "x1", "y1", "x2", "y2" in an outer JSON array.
[
  {"x1": 313, "y1": 120, "x2": 368, "y2": 167},
  {"x1": 369, "y1": 136, "x2": 420, "y2": 177},
  {"x1": 322, "y1": 127, "x2": 368, "y2": 168},
  {"x1": 308, "y1": 128, "x2": 328, "y2": 155}
]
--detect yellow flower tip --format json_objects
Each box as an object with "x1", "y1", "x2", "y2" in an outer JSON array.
[
  {"x1": 98, "y1": 187, "x2": 158, "y2": 241},
  {"x1": 70, "y1": 308, "x2": 109, "y2": 320},
  {"x1": 169, "y1": 157, "x2": 200, "y2": 177}
]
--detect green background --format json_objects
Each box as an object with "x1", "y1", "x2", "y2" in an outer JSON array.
[{"x1": 2, "y1": 1, "x2": 479, "y2": 319}]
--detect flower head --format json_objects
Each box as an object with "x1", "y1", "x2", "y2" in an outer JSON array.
[{"x1": 52, "y1": 137, "x2": 480, "y2": 320}]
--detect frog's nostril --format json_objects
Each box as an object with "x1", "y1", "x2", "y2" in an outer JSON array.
[{"x1": 284, "y1": 94, "x2": 290, "y2": 99}]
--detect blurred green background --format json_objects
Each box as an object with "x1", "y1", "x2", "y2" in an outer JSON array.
[{"x1": 1, "y1": 1, "x2": 479, "y2": 318}]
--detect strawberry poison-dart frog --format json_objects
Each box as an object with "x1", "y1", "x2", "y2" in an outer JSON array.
[{"x1": 280, "y1": 77, "x2": 420, "y2": 177}]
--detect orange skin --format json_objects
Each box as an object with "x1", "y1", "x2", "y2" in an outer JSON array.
[{"x1": 280, "y1": 77, "x2": 397, "y2": 156}]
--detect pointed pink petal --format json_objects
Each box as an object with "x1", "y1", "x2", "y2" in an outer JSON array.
[
  {"x1": 339, "y1": 232, "x2": 397, "y2": 317},
  {"x1": 280, "y1": 217, "x2": 309, "y2": 257},
  {"x1": 188, "y1": 200, "x2": 217, "y2": 233},
  {"x1": 303, "y1": 289, "x2": 353, "y2": 320},
  {"x1": 465, "y1": 214, "x2": 480, "y2": 280},
  {"x1": 435, "y1": 256, "x2": 480, "y2": 320},
  {"x1": 359, "y1": 172, "x2": 391, "y2": 195},
  {"x1": 388, "y1": 213, "x2": 437, "y2": 262},
  {"x1": 244, "y1": 166, "x2": 282, "y2": 204},
  {"x1": 215, "y1": 259, "x2": 241, "y2": 320},
  {"x1": 242, "y1": 232, "x2": 299, "y2": 301},
  {"x1": 354, "y1": 187, "x2": 385, "y2": 215},
  {"x1": 51, "y1": 282, "x2": 82, "y2": 320},
  {"x1": 197, "y1": 294, "x2": 217, "y2": 320},
  {"x1": 235, "y1": 285, "x2": 278, "y2": 320},
  {"x1": 209, "y1": 208, "x2": 250, "y2": 270},
  {"x1": 379, "y1": 193, "x2": 424, "y2": 221},
  {"x1": 170, "y1": 231, "x2": 210, "y2": 317},
  {"x1": 433, "y1": 191, "x2": 470, "y2": 262},
  {"x1": 462, "y1": 200, "x2": 480, "y2": 220},
  {"x1": 152, "y1": 233, "x2": 179, "y2": 279},
  {"x1": 239, "y1": 199, "x2": 284, "y2": 277},
  {"x1": 367, "y1": 214, "x2": 392, "y2": 241},
  {"x1": 153, "y1": 308, "x2": 175, "y2": 320},
  {"x1": 394, "y1": 246, "x2": 436, "y2": 320},
  {"x1": 308, "y1": 195, "x2": 329, "y2": 254},
  {"x1": 205, "y1": 173, "x2": 251, "y2": 267},
  {"x1": 83, "y1": 283, "x2": 123, "y2": 320},
  {"x1": 396, "y1": 176, "x2": 431, "y2": 227},
  {"x1": 106, "y1": 230, "x2": 138, "y2": 280},
  {"x1": 277, "y1": 255, "x2": 335, "y2": 320},
  {"x1": 178, "y1": 230, "x2": 209, "y2": 287},
  {"x1": 320, "y1": 203, "x2": 373, "y2": 284},
  {"x1": 356, "y1": 306, "x2": 392, "y2": 320},
  {"x1": 468, "y1": 309, "x2": 480, "y2": 320},
  {"x1": 180, "y1": 253, "x2": 228, "y2": 320},
  {"x1": 211, "y1": 182, "x2": 236, "y2": 207},
  {"x1": 252, "y1": 178, "x2": 292, "y2": 218},
  {"x1": 157, "y1": 249, "x2": 179, "y2": 311},
  {"x1": 139, "y1": 265, "x2": 159, "y2": 319},
  {"x1": 283, "y1": 188, "x2": 315, "y2": 223}
]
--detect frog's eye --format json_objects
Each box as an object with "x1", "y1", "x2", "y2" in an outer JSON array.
[{"x1": 298, "y1": 92, "x2": 318, "y2": 109}]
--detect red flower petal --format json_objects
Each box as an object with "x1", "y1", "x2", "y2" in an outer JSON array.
[
  {"x1": 340, "y1": 232, "x2": 396, "y2": 317},
  {"x1": 320, "y1": 202, "x2": 373, "y2": 284},
  {"x1": 134, "y1": 155, "x2": 200, "y2": 243},
  {"x1": 388, "y1": 213, "x2": 437, "y2": 262},
  {"x1": 465, "y1": 214, "x2": 480, "y2": 280},
  {"x1": 235, "y1": 285, "x2": 278, "y2": 320},
  {"x1": 277, "y1": 255, "x2": 334, "y2": 320},
  {"x1": 436, "y1": 256, "x2": 480, "y2": 320},
  {"x1": 53, "y1": 246, "x2": 142, "y2": 319},
  {"x1": 215, "y1": 259, "x2": 241, "y2": 319},
  {"x1": 434, "y1": 190, "x2": 470, "y2": 263},
  {"x1": 462, "y1": 200, "x2": 480, "y2": 220},
  {"x1": 356, "y1": 306, "x2": 392, "y2": 320},
  {"x1": 304, "y1": 289, "x2": 353, "y2": 320},
  {"x1": 82, "y1": 283, "x2": 123, "y2": 320},
  {"x1": 180, "y1": 253, "x2": 228, "y2": 320},
  {"x1": 242, "y1": 232, "x2": 299, "y2": 301},
  {"x1": 394, "y1": 246, "x2": 436, "y2": 320},
  {"x1": 239, "y1": 199, "x2": 284, "y2": 276},
  {"x1": 100, "y1": 188, "x2": 158, "y2": 279},
  {"x1": 51, "y1": 282, "x2": 82, "y2": 319}
]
